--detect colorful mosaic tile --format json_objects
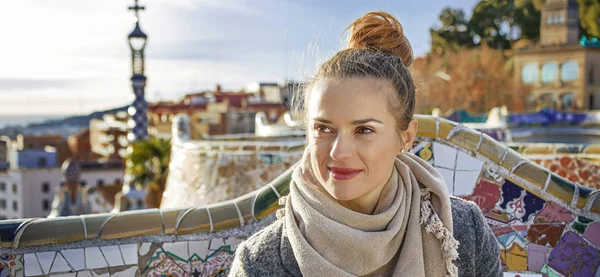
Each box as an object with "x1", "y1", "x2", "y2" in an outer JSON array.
[
  {"x1": 0, "y1": 255, "x2": 23, "y2": 277},
  {"x1": 546, "y1": 230, "x2": 600, "y2": 277},
  {"x1": 533, "y1": 202, "x2": 574, "y2": 224},
  {"x1": 532, "y1": 157, "x2": 600, "y2": 189},
  {"x1": 463, "y1": 178, "x2": 501, "y2": 214},
  {"x1": 144, "y1": 245, "x2": 235, "y2": 277},
  {"x1": 499, "y1": 180, "x2": 546, "y2": 223}
]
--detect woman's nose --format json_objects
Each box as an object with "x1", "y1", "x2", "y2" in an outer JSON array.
[{"x1": 329, "y1": 135, "x2": 354, "y2": 161}]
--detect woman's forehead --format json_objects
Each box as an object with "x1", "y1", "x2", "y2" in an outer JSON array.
[{"x1": 307, "y1": 78, "x2": 395, "y2": 122}]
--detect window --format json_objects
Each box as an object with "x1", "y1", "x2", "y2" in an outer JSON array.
[
  {"x1": 0, "y1": 199, "x2": 6, "y2": 209},
  {"x1": 542, "y1": 62, "x2": 559, "y2": 83},
  {"x1": 12, "y1": 201, "x2": 17, "y2": 211},
  {"x1": 12, "y1": 184, "x2": 17, "y2": 194},
  {"x1": 42, "y1": 182, "x2": 50, "y2": 193},
  {"x1": 561, "y1": 61, "x2": 578, "y2": 82},
  {"x1": 560, "y1": 93, "x2": 575, "y2": 111},
  {"x1": 590, "y1": 66, "x2": 595, "y2": 85},
  {"x1": 521, "y1": 63, "x2": 539, "y2": 84},
  {"x1": 42, "y1": 200, "x2": 50, "y2": 211},
  {"x1": 96, "y1": 179, "x2": 105, "y2": 187},
  {"x1": 0, "y1": 182, "x2": 5, "y2": 192}
]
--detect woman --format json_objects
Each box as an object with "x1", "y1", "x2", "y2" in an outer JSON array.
[{"x1": 230, "y1": 11, "x2": 501, "y2": 277}]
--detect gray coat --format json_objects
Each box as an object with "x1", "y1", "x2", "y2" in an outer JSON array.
[{"x1": 229, "y1": 197, "x2": 502, "y2": 277}]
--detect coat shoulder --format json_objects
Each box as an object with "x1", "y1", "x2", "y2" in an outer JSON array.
[{"x1": 229, "y1": 219, "x2": 291, "y2": 276}]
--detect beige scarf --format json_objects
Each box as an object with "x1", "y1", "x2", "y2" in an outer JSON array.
[{"x1": 282, "y1": 152, "x2": 459, "y2": 277}]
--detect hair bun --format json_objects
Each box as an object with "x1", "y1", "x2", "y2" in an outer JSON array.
[{"x1": 345, "y1": 11, "x2": 414, "y2": 67}]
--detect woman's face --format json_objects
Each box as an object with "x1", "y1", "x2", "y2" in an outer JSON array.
[{"x1": 306, "y1": 77, "x2": 409, "y2": 201}]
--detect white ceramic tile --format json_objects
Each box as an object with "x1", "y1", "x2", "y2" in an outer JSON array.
[
  {"x1": 84, "y1": 248, "x2": 107, "y2": 270},
  {"x1": 224, "y1": 237, "x2": 246, "y2": 251},
  {"x1": 110, "y1": 266, "x2": 138, "y2": 277},
  {"x1": 456, "y1": 151, "x2": 484, "y2": 171},
  {"x1": 436, "y1": 168, "x2": 455, "y2": 194},
  {"x1": 209, "y1": 238, "x2": 226, "y2": 251},
  {"x1": 454, "y1": 171, "x2": 482, "y2": 196},
  {"x1": 433, "y1": 143, "x2": 457, "y2": 168},
  {"x1": 50, "y1": 252, "x2": 73, "y2": 273},
  {"x1": 188, "y1": 240, "x2": 210, "y2": 260},
  {"x1": 61, "y1": 249, "x2": 85, "y2": 271},
  {"x1": 24, "y1": 253, "x2": 43, "y2": 276},
  {"x1": 100, "y1": 246, "x2": 124, "y2": 267},
  {"x1": 503, "y1": 273, "x2": 542, "y2": 277},
  {"x1": 162, "y1": 241, "x2": 189, "y2": 261},
  {"x1": 119, "y1": 244, "x2": 138, "y2": 266},
  {"x1": 36, "y1": 252, "x2": 56, "y2": 275},
  {"x1": 138, "y1": 243, "x2": 152, "y2": 256}
]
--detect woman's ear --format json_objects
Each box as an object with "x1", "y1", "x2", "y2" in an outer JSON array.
[{"x1": 400, "y1": 118, "x2": 418, "y2": 153}]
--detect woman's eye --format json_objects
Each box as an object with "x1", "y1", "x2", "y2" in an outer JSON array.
[
  {"x1": 356, "y1": 126, "x2": 373, "y2": 134},
  {"x1": 314, "y1": 125, "x2": 332, "y2": 133}
]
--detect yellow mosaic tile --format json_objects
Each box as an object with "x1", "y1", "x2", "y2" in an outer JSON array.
[
  {"x1": 176, "y1": 207, "x2": 212, "y2": 234},
  {"x1": 17, "y1": 217, "x2": 85, "y2": 247},
  {"x1": 446, "y1": 126, "x2": 481, "y2": 152},
  {"x1": 478, "y1": 135, "x2": 508, "y2": 164},
  {"x1": 545, "y1": 176, "x2": 576, "y2": 206},
  {"x1": 520, "y1": 145, "x2": 554, "y2": 155},
  {"x1": 511, "y1": 161, "x2": 549, "y2": 189},
  {"x1": 83, "y1": 214, "x2": 114, "y2": 239},
  {"x1": 235, "y1": 193, "x2": 255, "y2": 224},
  {"x1": 272, "y1": 166, "x2": 294, "y2": 197},
  {"x1": 415, "y1": 115, "x2": 437, "y2": 138},
  {"x1": 161, "y1": 208, "x2": 185, "y2": 235},
  {"x1": 501, "y1": 148, "x2": 523, "y2": 172},
  {"x1": 209, "y1": 203, "x2": 242, "y2": 231},
  {"x1": 590, "y1": 191, "x2": 600, "y2": 214},
  {"x1": 100, "y1": 209, "x2": 163, "y2": 240},
  {"x1": 437, "y1": 118, "x2": 456, "y2": 139},
  {"x1": 254, "y1": 186, "x2": 280, "y2": 220},
  {"x1": 584, "y1": 145, "x2": 600, "y2": 154},
  {"x1": 504, "y1": 244, "x2": 528, "y2": 271}
]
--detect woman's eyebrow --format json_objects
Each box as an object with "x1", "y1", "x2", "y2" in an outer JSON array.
[
  {"x1": 313, "y1": 117, "x2": 332, "y2": 123},
  {"x1": 351, "y1": 118, "x2": 383, "y2": 125}
]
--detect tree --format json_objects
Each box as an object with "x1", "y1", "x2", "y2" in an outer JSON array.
[
  {"x1": 430, "y1": 8, "x2": 475, "y2": 54},
  {"x1": 412, "y1": 46, "x2": 527, "y2": 114},
  {"x1": 126, "y1": 136, "x2": 171, "y2": 208},
  {"x1": 578, "y1": 0, "x2": 600, "y2": 39}
]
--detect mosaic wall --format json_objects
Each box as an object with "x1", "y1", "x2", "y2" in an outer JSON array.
[
  {"x1": 0, "y1": 115, "x2": 598, "y2": 277},
  {"x1": 509, "y1": 144, "x2": 600, "y2": 190},
  {"x1": 160, "y1": 139, "x2": 304, "y2": 209}
]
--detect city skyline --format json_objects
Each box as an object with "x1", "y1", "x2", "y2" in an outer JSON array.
[{"x1": 0, "y1": 0, "x2": 478, "y2": 116}]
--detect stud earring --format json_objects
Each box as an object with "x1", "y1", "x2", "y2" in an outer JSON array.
[{"x1": 401, "y1": 149, "x2": 406, "y2": 154}]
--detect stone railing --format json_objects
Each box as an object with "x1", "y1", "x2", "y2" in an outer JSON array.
[{"x1": 0, "y1": 115, "x2": 598, "y2": 277}]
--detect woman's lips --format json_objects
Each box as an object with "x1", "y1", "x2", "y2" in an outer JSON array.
[{"x1": 328, "y1": 167, "x2": 362, "y2": 180}]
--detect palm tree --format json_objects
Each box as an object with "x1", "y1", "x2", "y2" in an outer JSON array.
[{"x1": 126, "y1": 136, "x2": 171, "y2": 208}]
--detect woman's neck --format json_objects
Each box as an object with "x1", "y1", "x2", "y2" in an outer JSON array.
[{"x1": 338, "y1": 169, "x2": 392, "y2": 214}]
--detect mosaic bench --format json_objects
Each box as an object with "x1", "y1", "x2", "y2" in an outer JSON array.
[{"x1": 0, "y1": 115, "x2": 598, "y2": 277}]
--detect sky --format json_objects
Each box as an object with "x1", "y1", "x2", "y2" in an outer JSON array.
[{"x1": 0, "y1": 0, "x2": 479, "y2": 116}]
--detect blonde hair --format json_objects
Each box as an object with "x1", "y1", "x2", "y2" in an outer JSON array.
[{"x1": 294, "y1": 11, "x2": 416, "y2": 133}]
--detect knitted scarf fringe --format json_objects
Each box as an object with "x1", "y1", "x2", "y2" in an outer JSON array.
[{"x1": 420, "y1": 188, "x2": 460, "y2": 277}]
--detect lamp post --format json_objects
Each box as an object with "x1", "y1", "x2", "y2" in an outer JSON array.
[{"x1": 127, "y1": 0, "x2": 148, "y2": 142}]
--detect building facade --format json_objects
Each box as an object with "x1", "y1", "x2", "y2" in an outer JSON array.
[
  {"x1": 514, "y1": 0, "x2": 600, "y2": 111},
  {"x1": 148, "y1": 85, "x2": 288, "y2": 139},
  {"x1": 0, "y1": 168, "x2": 61, "y2": 219},
  {"x1": 90, "y1": 112, "x2": 129, "y2": 159}
]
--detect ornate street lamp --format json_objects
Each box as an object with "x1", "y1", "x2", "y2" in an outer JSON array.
[{"x1": 127, "y1": 0, "x2": 148, "y2": 142}]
